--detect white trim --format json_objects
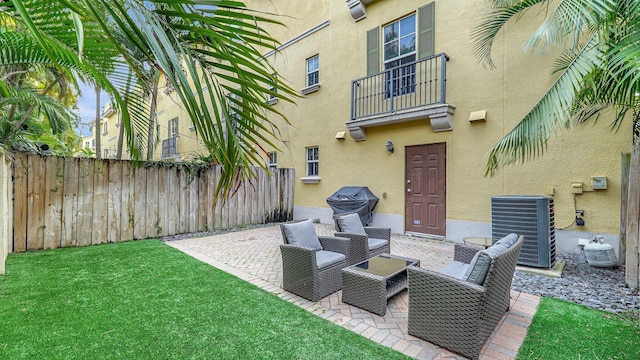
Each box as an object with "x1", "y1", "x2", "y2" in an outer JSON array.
[
  {"x1": 301, "y1": 83, "x2": 321, "y2": 95},
  {"x1": 300, "y1": 176, "x2": 321, "y2": 184},
  {"x1": 262, "y1": 21, "x2": 330, "y2": 58}
]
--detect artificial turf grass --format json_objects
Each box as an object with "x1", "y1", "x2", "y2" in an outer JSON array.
[
  {"x1": 0, "y1": 240, "x2": 410, "y2": 360},
  {"x1": 517, "y1": 296, "x2": 640, "y2": 360}
]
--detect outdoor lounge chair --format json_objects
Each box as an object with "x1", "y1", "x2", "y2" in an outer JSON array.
[
  {"x1": 333, "y1": 212, "x2": 391, "y2": 265},
  {"x1": 280, "y1": 219, "x2": 350, "y2": 302},
  {"x1": 406, "y1": 234, "x2": 524, "y2": 360}
]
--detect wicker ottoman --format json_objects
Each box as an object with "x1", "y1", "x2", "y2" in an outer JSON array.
[{"x1": 341, "y1": 253, "x2": 420, "y2": 316}]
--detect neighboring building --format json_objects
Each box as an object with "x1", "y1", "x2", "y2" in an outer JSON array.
[{"x1": 241, "y1": 0, "x2": 631, "y2": 257}]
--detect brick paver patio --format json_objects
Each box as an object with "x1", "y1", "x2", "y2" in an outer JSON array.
[{"x1": 166, "y1": 224, "x2": 540, "y2": 360}]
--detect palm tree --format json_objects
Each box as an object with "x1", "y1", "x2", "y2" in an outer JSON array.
[
  {"x1": 1, "y1": 0, "x2": 296, "y2": 196},
  {"x1": 472, "y1": 0, "x2": 640, "y2": 176}
]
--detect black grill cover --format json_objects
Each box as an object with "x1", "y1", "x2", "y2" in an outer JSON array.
[{"x1": 326, "y1": 186, "x2": 379, "y2": 225}]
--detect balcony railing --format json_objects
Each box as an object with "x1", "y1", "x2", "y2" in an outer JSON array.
[
  {"x1": 162, "y1": 137, "x2": 178, "y2": 159},
  {"x1": 351, "y1": 53, "x2": 449, "y2": 121}
]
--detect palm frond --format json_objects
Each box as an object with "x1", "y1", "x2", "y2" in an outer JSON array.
[{"x1": 485, "y1": 34, "x2": 601, "y2": 176}]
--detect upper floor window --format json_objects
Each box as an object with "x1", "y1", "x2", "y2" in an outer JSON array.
[
  {"x1": 102, "y1": 122, "x2": 108, "y2": 135},
  {"x1": 168, "y1": 117, "x2": 179, "y2": 139},
  {"x1": 366, "y1": 3, "x2": 434, "y2": 77},
  {"x1": 306, "y1": 146, "x2": 319, "y2": 177},
  {"x1": 306, "y1": 55, "x2": 319, "y2": 87},
  {"x1": 383, "y1": 14, "x2": 416, "y2": 68}
]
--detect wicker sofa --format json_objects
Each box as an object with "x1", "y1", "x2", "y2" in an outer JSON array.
[
  {"x1": 279, "y1": 219, "x2": 351, "y2": 302},
  {"x1": 333, "y1": 213, "x2": 391, "y2": 265},
  {"x1": 407, "y1": 234, "x2": 524, "y2": 360}
]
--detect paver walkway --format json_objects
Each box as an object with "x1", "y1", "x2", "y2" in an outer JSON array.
[{"x1": 166, "y1": 224, "x2": 540, "y2": 360}]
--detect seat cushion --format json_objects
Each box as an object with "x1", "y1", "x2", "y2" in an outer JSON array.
[
  {"x1": 368, "y1": 238, "x2": 388, "y2": 250},
  {"x1": 462, "y1": 243, "x2": 508, "y2": 285},
  {"x1": 336, "y1": 213, "x2": 366, "y2": 234},
  {"x1": 494, "y1": 233, "x2": 519, "y2": 248},
  {"x1": 316, "y1": 250, "x2": 346, "y2": 269},
  {"x1": 281, "y1": 219, "x2": 323, "y2": 250},
  {"x1": 439, "y1": 261, "x2": 469, "y2": 280}
]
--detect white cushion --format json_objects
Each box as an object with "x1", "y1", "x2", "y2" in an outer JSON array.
[
  {"x1": 282, "y1": 219, "x2": 323, "y2": 251},
  {"x1": 337, "y1": 213, "x2": 366, "y2": 234},
  {"x1": 368, "y1": 238, "x2": 388, "y2": 250},
  {"x1": 316, "y1": 250, "x2": 346, "y2": 269},
  {"x1": 462, "y1": 243, "x2": 508, "y2": 285}
]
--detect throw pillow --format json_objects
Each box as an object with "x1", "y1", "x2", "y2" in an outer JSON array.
[
  {"x1": 494, "y1": 233, "x2": 519, "y2": 248},
  {"x1": 463, "y1": 243, "x2": 508, "y2": 285},
  {"x1": 282, "y1": 219, "x2": 323, "y2": 250},
  {"x1": 337, "y1": 213, "x2": 366, "y2": 234}
]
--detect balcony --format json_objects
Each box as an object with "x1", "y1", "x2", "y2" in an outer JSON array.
[
  {"x1": 162, "y1": 137, "x2": 178, "y2": 159},
  {"x1": 348, "y1": 53, "x2": 455, "y2": 141}
]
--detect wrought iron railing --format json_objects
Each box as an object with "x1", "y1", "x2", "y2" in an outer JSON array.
[
  {"x1": 350, "y1": 53, "x2": 449, "y2": 121},
  {"x1": 162, "y1": 137, "x2": 177, "y2": 158}
]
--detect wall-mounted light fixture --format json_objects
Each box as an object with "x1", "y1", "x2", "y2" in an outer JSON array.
[{"x1": 385, "y1": 140, "x2": 394, "y2": 154}]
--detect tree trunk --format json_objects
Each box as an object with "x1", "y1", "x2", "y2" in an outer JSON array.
[
  {"x1": 116, "y1": 99, "x2": 126, "y2": 160},
  {"x1": 146, "y1": 81, "x2": 159, "y2": 161},
  {"x1": 95, "y1": 86, "x2": 102, "y2": 159}
]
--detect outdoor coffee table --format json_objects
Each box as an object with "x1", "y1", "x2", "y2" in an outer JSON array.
[{"x1": 341, "y1": 253, "x2": 420, "y2": 316}]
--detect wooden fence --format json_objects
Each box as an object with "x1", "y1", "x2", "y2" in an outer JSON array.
[{"x1": 11, "y1": 153, "x2": 294, "y2": 253}]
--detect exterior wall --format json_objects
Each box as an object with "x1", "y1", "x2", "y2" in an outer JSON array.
[{"x1": 248, "y1": 0, "x2": 631, "y2": 256}]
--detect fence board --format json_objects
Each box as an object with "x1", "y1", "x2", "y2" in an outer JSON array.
[
  {"x1": 197, "y1": 169, "x2": 208, "y2": 231},
  {"x1": 92, "y1": 159, "x2": 108, "y2": 245},
  {"x1": 189, "y1": 173, "x2": 197, "y2": 233},
  {"x1": 108, "y1": 160, "x2": 123, "y2": 243},
  {"x1": 157, "y1": 167, "x2": 168, "y2": 237},
  {"x1": 146, "y1": 166, "x2": 160, "y2": 238},
  {"x1": 13, "y1": 153, "x2": 28, "y2": 252},
  {"x1": 26, "y1": 155, "x2": 45, "y2": 250},
  {"x1": 43, "y1": 157, "x2": 64, "y2": 249},
  {"x1": 76, "y1": 158, "x2": 94, "y2": 247},
  {"x1": 11, "y1": 153, "x2": 294, "y2": 252},
  {"x1": 133, "y1": 165, "x2": 147, "y2": 239},
  {"x1": 61, "y1": 157, "x2": 79, "y2": 247},
  {"x1": 120, "y1": 160, "x2": 135, "y2": 241}
]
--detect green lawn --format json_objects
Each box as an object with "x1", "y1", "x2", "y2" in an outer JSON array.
[
  {"x1": 517, "y1": 297, "x2": 640, "y2": 359},
  {"x1": 0, "y1": 240, "x2": 409, "y2": 359}
]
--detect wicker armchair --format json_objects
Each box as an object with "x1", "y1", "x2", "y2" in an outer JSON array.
[
  {"x1": 407, "y1": 235, "x2": 524, "y2": 360},
  {"x1": 333, "y1": 213, "x2": 391, "y2": 265},
  {"x1": 280, "y1": 220, "x2": 350, "y2": 302}
]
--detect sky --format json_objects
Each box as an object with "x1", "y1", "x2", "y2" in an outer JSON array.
[{"x1": 75, "y1": 81, "x2": 110, "y2": 137}]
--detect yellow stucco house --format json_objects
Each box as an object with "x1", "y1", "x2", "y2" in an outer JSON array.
[
  {"x1": 83, "y1": 1, "x2": 631, "y2": 261},
  {"x1": 245, "y1": 0, "x2": 630, "y2": 260}
]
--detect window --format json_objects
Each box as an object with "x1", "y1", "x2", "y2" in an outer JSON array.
[
  {"x1": 268, "y1": 152, "x2": 277, "y2": 170},
  {"x1": 306, "y1": 146, "x2": 319, "y2": 176},
  {"x1": 267, "y1": 74, "x2": 278, "y2": 104},
  {"x1": 306, "y1": 55, "x2": 319, "y2": 87},
  {"x1": 365, "y1": 3, "x2": 434, "y2": 77},
  {"x1": 168, "y1": 117, "x2": 179, "y2": 138},
  {"x1": 102, "y1": 121, "x2": 108, "y2": 135},
  {"x1": 84, "y1": 141, "x2": 91, "y2": 148},
  {"x1": 383, "y1": 14, "x2": 416, "y2": 96}
]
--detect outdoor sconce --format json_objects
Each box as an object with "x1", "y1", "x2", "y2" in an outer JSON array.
[{"x1": 385, "y1": 140, "x2": 394, "y2": 154}]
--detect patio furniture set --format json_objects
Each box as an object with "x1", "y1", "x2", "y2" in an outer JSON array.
[{"x1": 279, "y1": 213, "x2": 524, "y2": 360}]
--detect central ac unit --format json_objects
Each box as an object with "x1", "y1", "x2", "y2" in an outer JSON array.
[{"x1": 491, "y1": 195, "x2": 556, "y2": 268}]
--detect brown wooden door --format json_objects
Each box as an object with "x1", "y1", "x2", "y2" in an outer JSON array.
[{"x1": 405, "y1": 143, "x2": 446, "y2": 236}]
